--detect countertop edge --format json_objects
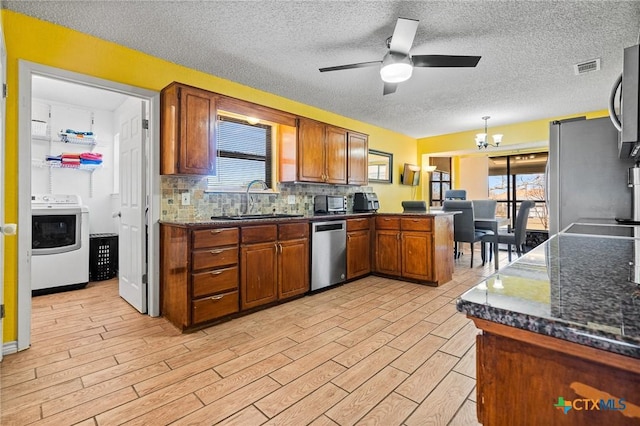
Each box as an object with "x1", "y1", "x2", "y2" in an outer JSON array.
[{"x1": 456, "y1": 298, "x2": 640, "y2": 359}]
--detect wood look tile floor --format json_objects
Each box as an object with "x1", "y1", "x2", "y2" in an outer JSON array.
[{"x1": 1, "y1": 250, "x2": 505, "y2": 426}]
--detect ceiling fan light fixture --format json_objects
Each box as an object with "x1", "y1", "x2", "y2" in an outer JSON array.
[{"x1": 380, "y1": 52, "x2": 413, "y2": 83}]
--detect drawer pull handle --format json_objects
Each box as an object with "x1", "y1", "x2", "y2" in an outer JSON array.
[
  {"x1": 210, "y1": 271, "x2": 223, "y2": 275},
  {"x1": 209, "y1": 249, "x2": 224, "y2": 255},
  {"x1": 209, "y1": 230, "x2": 223, "y2": 234},
  {"x1": 209, "y1": 295, "x2": 223, "y2": 301}
]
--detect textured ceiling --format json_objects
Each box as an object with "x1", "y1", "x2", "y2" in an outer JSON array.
[{"x1": 7, "y1": 1, "x2": 640, "y2": 139}]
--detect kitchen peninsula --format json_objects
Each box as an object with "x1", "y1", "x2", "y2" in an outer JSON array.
[
  {"x1": 160, "y1": 211, "x2": 455, "y2": 331},
  {"x1": 457, "y1": 225, "x2": 640, "y2": 425}
]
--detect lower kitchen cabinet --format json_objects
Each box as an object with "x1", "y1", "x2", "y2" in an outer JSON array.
[
  {"x1": 160, "y1": 224, "x2": 240, "y2": 331},
  {"x1": 373, "y1": 215, "x2": 453, "y2": 285},
  {"x1": 278, "y1": 237, "x2": 309, "y2": 299},
  {"x1": 241, "y1": 240, "x2": 278, "y2": 310},
  {"x1": 240, "y1": 222, "x2": 309, "y2": 310},
  {"x1": 473, "y1": 320, "x2": 640, "y2": 425},
  {"x1": 347, "y1": 217, "x2": 371, "y2": 279}
]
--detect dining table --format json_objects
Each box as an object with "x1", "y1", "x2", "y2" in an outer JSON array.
[{"x1": 474, "y1": 216, "x2": 510, "y2": 270}]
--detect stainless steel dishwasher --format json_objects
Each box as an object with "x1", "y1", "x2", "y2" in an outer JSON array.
[{"x1": 311, "y1": 220, "x2": 346, "y2": 291}]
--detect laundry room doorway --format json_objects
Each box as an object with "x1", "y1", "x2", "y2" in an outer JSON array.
[{"x1": 17, "y1": 61, "x2": 160, "y2": 351}]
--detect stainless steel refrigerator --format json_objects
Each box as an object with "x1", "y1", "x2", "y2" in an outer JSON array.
[{"x1": 548, "y1": 116, "x2": 635, "y2": 234}]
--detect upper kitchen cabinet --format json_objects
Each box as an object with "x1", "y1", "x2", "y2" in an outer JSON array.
[
  {"x1": 298, "y1": 118, "x2": 347, "y2": 184},
  {"x1": 161, "y1": 82, "x2": 217, "y2": 175},
  {"x1": 348, "y1": 131, "x2": 368, "y2": 185},
  {"x1": 280, "y1": 117, "x2": 367, "y2": 185}
]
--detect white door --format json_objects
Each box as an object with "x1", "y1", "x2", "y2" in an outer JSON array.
[{"x1": 117, "y1": 98, "x2": 147, "y2": 313}]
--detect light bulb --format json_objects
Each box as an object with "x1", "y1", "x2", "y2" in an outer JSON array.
[{"x1": 380, "y1": 52, "x2": 413, "y2": 83}]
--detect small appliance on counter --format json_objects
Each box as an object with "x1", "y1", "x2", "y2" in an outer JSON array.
[
  {"x1": 353, "y1": 192, "x2": 379, "y2": 212},
  {"x1": 314, "y1": 195, "x2": 347, "y2": 214}
]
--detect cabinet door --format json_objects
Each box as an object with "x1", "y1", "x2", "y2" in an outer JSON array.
[
  {"x1": 375, "y1": 230, "x2": 401, "y2": 276},
  {"x1": 325, "y1": 125, "x2": 347, "y2": 184},
  {"x1": 401, "y1": 231, "x2": 433, "y2": 281},
  {"x1": 347, "y1": 230, "x2": 370, "y2": 279},
  {"x1": 278, "y1": 238, "x2": 309, "y2": 299},
  {"x1": 298, "y1": 118, "x2": 325, "y2": 182},
  {"x1": 347, "y1": 132, "x2": 368, "y2": 185},
  {"x1": 240, "y1": 242, "x2": 277, "y2": 310},
  {"x1": 162, "y1": 83, "x2": 217, "y2": 175},
  {"x1": 178, "y1": 85, "x2": 217, "y2": 175}
]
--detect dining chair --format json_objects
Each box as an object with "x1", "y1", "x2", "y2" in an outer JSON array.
[
  {"x1": 443, "y1": 200, "x2": 494, "y2": 268},
  {"x1": 482, "y1": 200, "x2": 536, "y2": 263},
  {"x1": 444, "y1": 189, "x2": 467, "y2": 200},
  {"x1": 401, "y1": 200, "x2": 427, "y2": 213},
  {"x1": 472, "y1": 199, "x2": 497, "y2": 223}
]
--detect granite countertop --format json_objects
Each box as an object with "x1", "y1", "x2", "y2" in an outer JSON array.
[
  {"x1": 456, "y1": 228, "x2": 640, "y2": 359},
  {"x1": 160, "y1": 210, "x2": 458, "y2": 226},
  {"x1": 159, "y1": 212, "x2": 373, "y2": 226}
]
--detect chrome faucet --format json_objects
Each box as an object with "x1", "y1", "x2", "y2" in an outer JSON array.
[{"x1": 245, "y1": 179, "x2": 269, "y2": 215}]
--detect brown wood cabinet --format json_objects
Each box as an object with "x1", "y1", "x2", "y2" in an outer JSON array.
[
  {"x1": 471, "y1": 318, "x2": 640, "y2": 426},
  {"x1": 160, "y1": 224, "x2": 239, "y2": 330},
  {"x1": 281, "y1": 117, "x2": 366, "y2": 185},
  {"x1": 277, "y1": 223, "x2": 309, "y2": 299},
  {"x1": 161, "y1": 82, "x2": 217, "y2": 175},
  {"x1": 373, "y1": 215, "x2": 453, "y2": 285},
  {"x1": 347, "y1": 132, "x2": 368, "y2": 185},
  {"x1": 296, "y1": 118, "x2": 347, "y2": 184},
  {"x1": 347, "y1": 217, "x2": 371, "y2": 280},
  {"x1": 240, "y1": 222, "x2": 309, "y2": 310}
]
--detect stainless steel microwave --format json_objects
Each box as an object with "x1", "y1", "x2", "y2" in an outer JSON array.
[{"x1": 314, "y1": 195, "x2": 347, "y2": 214}]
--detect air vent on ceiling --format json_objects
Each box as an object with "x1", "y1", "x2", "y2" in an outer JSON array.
[{"x1": 574, "y1": 58, "x2": 601, "y2": 75}]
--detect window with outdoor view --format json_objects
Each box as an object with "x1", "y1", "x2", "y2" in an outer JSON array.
[
  {"x1": 488, "y1": 153, "x2": 548, "y2": 230},
  {"x1": 429, "y1": 157, "x2": 452, "y2": 206}
]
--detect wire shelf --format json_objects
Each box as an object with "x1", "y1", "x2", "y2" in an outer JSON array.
[{"x1": 58, "y1": 133, "x2": 97, "y2": 146}]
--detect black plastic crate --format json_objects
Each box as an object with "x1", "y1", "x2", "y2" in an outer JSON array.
[{"x1": 90, "y1": 233, "x2": 118, "y2": 281}]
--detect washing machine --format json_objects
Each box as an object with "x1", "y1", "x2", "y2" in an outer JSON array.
[{"x1": 31, "y1": 194, "x2": 90, "y2": 293}]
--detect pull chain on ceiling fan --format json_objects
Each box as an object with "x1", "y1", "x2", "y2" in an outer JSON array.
[{"x1": 319, "y1": 17, "x2": 481, "y2": 95}]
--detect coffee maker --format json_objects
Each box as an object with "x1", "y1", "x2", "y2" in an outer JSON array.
[{"x1": 353, "y1": 192, "x2": 379, "y2": 212}]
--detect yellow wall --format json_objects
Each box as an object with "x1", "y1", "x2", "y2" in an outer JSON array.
[{"x1": 1, "y1": 11, "x2": 417, "y2": 343}]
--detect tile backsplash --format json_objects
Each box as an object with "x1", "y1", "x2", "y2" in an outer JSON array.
[{"x1": 161, "y1": 176, "x2": 372, "y2": 222}]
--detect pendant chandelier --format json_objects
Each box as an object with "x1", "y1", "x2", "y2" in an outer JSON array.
[{"x1": 475, "y1": 116, "x2": 503, "y2": 149}]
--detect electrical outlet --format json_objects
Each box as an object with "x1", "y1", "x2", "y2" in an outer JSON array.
[
  {"x1": 287, "y1": 195, "x2": 296, "y2": 205},
  {"x1": 181, "y1": 192, "x2": 191, "y2": 206}
]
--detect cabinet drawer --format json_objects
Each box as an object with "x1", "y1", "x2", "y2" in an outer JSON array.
[
  {"x1": 375, "y1": 216, "x2": 400, "y2": 230},
  {"x1": 192, "y1": 290, "x2": 239, "y2": 324},
  {"x1": 279, "y1": 222, "x2": 309, "y2": 240},
  {"x1": 347, "y1": 217, "x2": 370, "y2": 231},
  {"x1": 242, "y1": 225, "x2": 277, "y2": 244},
  {"x1": 192, "y1": 246, "x2": 238, "y2": 270},
  {"x1": 192, "y1": 266, "x2": 238, "y2": 298},
  {"x1": 401, "y1": 218, "x2": 432, "y2": 232},
  {"x1": 192, "y1": 228, "x2": 239, "y2": 249}
]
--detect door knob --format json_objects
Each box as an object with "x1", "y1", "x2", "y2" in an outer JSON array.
[{"x1": 1, "y1": 223, "x2": 17, "y2": 236}]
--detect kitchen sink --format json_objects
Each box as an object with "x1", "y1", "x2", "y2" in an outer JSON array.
[{"x1": 210, "y1": 213, "x2": 304, "y2": 220}]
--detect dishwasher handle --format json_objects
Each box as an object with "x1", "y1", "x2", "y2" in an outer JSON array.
[{"x1": 313, "y1": 222, "x2": 345, "y2": 232}]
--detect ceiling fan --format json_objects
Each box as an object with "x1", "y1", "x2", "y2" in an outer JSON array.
[{"x1": 319, "y1": 17, "x2": 481, "y2": 95}]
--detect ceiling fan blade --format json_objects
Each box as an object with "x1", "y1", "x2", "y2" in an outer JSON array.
[
  {"x1": 319, "y1": 61, "x2": 381, "y2": 72},
  {"x1": 383, "y1": 82, "x2": 398, "y2": 96},
  {"x1": 389, "y1": 18, "x2": 419, "y2": 55},
  {"x1": 412, "y1": 55, "x2": 481, "y2": 68}
]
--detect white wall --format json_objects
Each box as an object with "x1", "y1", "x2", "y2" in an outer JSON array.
[
  {"x1": 458, "y1": 156, "x2": 489, "y2": 199},
  {"x1": 31, "y1": 98, "x2": 118, "y2": 234}
]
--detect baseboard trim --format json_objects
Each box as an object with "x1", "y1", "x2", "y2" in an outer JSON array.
[{"x1": 3, "y1": 341, "x2": 18, "y2": 356}]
